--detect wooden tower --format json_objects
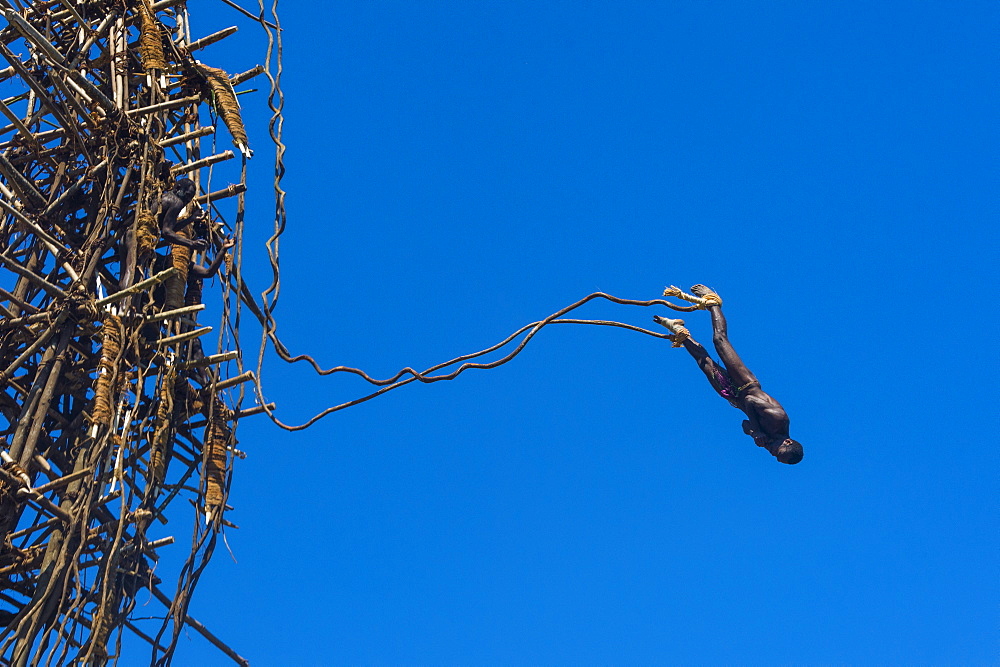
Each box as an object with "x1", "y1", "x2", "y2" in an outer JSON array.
[{"x1": 0, "y1": 1, "x2": 259, "y2": 663}]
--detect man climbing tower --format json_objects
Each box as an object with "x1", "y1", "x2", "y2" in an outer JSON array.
[
  {"x1": 159, "y1": 177, "x2": 209, "y2": 251},
  {"x1": 654, "y1": 285, "x2": 804, "y2": 465}
]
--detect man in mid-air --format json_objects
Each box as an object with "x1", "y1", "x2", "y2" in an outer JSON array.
[{"x1": 655, "y1": 285, "x2": 804, "y2": 465}]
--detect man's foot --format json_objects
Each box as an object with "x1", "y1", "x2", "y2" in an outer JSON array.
[
  {"x1": 689, "y1": 284, "x2": 722, "y2": 308},
  {"x1": 652, "y1": 315, "x2": 690, "y2": 347},
  {"x1": 653, "y1": 315, "x2": 684, "y2": 333}
]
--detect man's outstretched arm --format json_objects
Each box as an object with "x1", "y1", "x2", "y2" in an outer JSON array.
[{"x1": 189, "y1": 238, "x2": 234, "y2": 279}]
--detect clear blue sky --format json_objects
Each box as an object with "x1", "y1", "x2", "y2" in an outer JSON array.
[{"x1": 141, "y1": 2, "x2": 997, "y2": 664}]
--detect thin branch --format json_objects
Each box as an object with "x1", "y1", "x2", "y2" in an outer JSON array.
[{"x1": 216, "y1": 0, "x2": 280, "y2": 30}]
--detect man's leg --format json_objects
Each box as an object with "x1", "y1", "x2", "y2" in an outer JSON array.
[
  {"x1": 654, "y1": 315, "x2": 730, "y2": 396},
  {"x1": 689, "y1": 285, "x2": 759, "y2": 388}
]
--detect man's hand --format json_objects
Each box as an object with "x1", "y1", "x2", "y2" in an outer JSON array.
[{"x1": 742, "y1": 420, "x2": 768, "y2": 448}]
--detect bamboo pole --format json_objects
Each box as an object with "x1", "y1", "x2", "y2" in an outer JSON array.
[
  {"x1": 95, "y1": 267, "x2": 177, "y2": 307},
  {"x1": 32, "y1": 468, "x2": 94, "y2": 495},
  {"x1": 158, "y1": 126, "x2": 215, "y2": 148},
  {"x1": 145, "y1": 303, "x2": 206, "y2": 323},
  {"x1": 231, "y1": 64, "x2": 265, "y2": 86},
  {"x1": 196, "y1": 182, "x2": 247, "y2": 204},
  {"x1": 187, "y1": 26, "x2": 239, "y2": 52},
  {"x1": 127, "y1": 94, "x2": 201, "y2": 117},
  {"x1": 0, "y1": 250, "x2": 66, "y2": 298},
  {"x1": 0, "y1": 152, "x2": 47, "y2": 209},
  {"x1": 179, "y1": 351, "x2": 239, "y2": 369},
  {"x1": 155, "y1": 326, "x2": 213, "y2": 346},
  {"x1": 215, "y1": 370, "x2": 254, "y2": 391},
  {"x1": 150, "y1": 585, "x2": 250, "y2": 666},
  {"x1": 171, "y1": 150, "x2": 236, "y2": 175}
]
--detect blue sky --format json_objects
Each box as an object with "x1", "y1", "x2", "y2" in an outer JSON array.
[{"x1": 141, "y1": 2, "x2": 997, "y2": 664}]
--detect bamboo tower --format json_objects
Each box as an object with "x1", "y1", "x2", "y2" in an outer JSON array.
[{"x1": 0, "y1": 1, "x2": 259, "y2": 664}]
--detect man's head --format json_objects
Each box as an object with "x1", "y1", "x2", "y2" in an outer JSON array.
[
  {"x1": 772, "y1": 438, "x2": 803, "y2": 465},
  {"x1": 173, "y1": 178, "x2": 196, "y2": 202}
]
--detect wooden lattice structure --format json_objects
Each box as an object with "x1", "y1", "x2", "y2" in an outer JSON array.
[{"x1": 0, "y1": 1, "x2": 262, "y2": 664}]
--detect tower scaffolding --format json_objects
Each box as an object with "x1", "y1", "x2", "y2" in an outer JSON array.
[{"x1": 0, "y1": 1, "x2": 256, "y2": 663}]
